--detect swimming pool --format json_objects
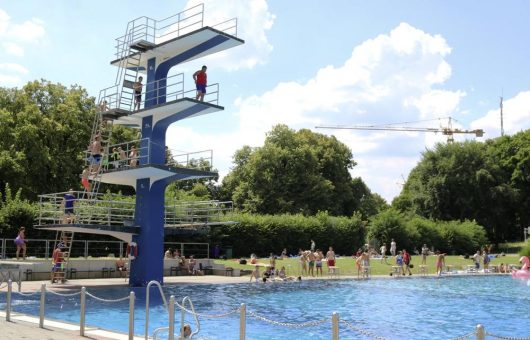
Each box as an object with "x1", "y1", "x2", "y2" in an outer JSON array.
[{"x1": 1, "y1": 276, "x2": 529, "y2": 339}]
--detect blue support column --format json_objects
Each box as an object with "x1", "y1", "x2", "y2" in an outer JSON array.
[{"x1": 129, "y1": 178, "x2": 165, "y2": 286}]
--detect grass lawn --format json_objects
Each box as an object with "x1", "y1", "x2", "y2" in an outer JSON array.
[{"x1": 215, "y1": 254, "x2": 522, "y2": 277}]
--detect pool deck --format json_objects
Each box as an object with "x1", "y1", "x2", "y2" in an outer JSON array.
[{"x1": 1, "y1": 272, "x2": 511, "y2": 339}]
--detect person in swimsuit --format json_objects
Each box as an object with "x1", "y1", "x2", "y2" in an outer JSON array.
[
  {"x1": 15, "y1": 226, "x2": 27, "y2": 260},
  {"x1": 436, "y1": 253, "x2": 445, "y2": 276},
  {"x1": 300, "y1": 251, "x2": 308, "y2": 276},
  {"x1": 326, "y1": 246, "x2": 336, "y2": 273},
  {"x1": 62, "y1": 189, "x2": 76, "y2": 224},
  {"x1": 315, "y1": 250, "x2": 323, "y2": 277},
  {"x1": 193, "y1": 66, "x2": 207, "y2": 101},
  {"x1": 133, "y1": 76, "x2": 143, "y2": 110},
  {"x1": 307, "y1": 250, "x2": 316, "y2": 277}
]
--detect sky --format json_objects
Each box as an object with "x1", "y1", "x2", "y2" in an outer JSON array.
[{"x1": 1, "y1": 0, "x2": 530, "y2": 202}]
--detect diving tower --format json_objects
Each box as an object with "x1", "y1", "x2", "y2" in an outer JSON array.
[{"x1": 35, "y1": 4, "x2": 244, "y2": 286}]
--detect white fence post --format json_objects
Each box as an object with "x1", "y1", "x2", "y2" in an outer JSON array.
[
  {"x1": 239, "y1": 303, "x2": 246, "y2": 340},
  {"x1": 6, "y1": 279, "x2": 12, "y2": 321},
  {"x1": 39, "y1": 284, "x2": 46, "y2": 328},
  {"x1": 168, "y1": 295, "x2": 175, "y2": 340},
  {"x1": 128, "y1": 291, "x2": 135, "y2": 340},
  {"x1": 332, "y1": 312, "x2": 339, "y2": 340},
  {"x1": 476, "y1": 324, "x2": 485, "y2": 340},
  {"x1": 80, "y1": 287, "x2": 86, "y2": 336}
]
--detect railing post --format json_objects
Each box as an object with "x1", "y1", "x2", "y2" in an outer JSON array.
[
  {"x1": 39, "y1": 284, "x2": 46, "y2": 328},
  {"x1": 168, "y1": 295, "x2": 175, "y2": 340},
  {"x1": 128, "y1": 291, "x2": 135, "y2": 340},
  {"x1": 1, "y1": 238, "x2": 6, "y2": 259},
  {"x1": 476, "y1": 324, "x2": 485, "y2": 340},
  {"x1": 80, "y1": 287, "x2": 86, "y2": 336},
  {"x1": 45, "y1": 240, "x2": 49, "y2": 260},
  {"x1": 84, "y1": 240, "x2": 88, "y2": 259},
  {"x1": 6, "y1": 279, "x2": 12, "y2": 321},
  {"x1": 239, "y1": 303, "x2": 246, "y2": 340},
  {"x1": 332, "y1": 312, "x2": 339, "y2": 340}
]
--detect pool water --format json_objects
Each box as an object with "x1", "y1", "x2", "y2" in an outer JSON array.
[{"x1": 1, "y1": 276, "x2": 529, "y2": 339}]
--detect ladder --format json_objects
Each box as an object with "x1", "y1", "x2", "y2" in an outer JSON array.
[
  {"x1": 83, "y1": 112, "x2": 114, "y2": 200},
  {"x1": 51, "y1": 230, "x2": 74, "y2": 283},
  {"x1": 114, "y1": 20, "x2": 146, "y2": 111}
]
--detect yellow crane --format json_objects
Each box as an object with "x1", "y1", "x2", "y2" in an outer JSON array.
[{"x1": 315, "y1": 117, "x2": 484, "y2": 143}]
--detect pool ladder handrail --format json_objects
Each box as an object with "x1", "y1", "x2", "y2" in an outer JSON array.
[
  {"x1": 152, "y1": 296, "x2": 201, "y2": 340},
  {"x1": 145, "y1": 280, "x2": 168, "y2": 340}
]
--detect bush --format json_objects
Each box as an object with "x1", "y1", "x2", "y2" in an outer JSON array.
[
  {"x1": 520, "y1": 242, "x2": 530, "y2": 258},
  {"x1": 0, "y1": 184, "x2": 37, "y2": 238},
  {"x1": 367, "y1": 208, "x2": 489, "y2": 255},
  {"x1": 219, "y1": 211, "x2": 366, "y2": 257}
]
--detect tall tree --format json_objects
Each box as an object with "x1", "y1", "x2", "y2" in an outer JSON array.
[
  {"x1": 393, "y1": 139, "x2": 520, "y2": 243},
  {"x1": 0, "y1": 80, "x2": 95, "y2": 200},
  {"x1": 221, "y1": 124, "x2": 381, "y2": 216}
]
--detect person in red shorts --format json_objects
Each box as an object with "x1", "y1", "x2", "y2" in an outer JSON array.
[
  {"x1": 326, "y1": 246, "x2": 336, "y2": 273},
  {"x1": 193, "y1": 65, "x2": 207, "y2": 101}
]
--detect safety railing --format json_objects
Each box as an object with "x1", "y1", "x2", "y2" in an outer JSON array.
[
  {"x1": 113, "y1": 3, "x2": 239, "y2": 59},
  {"x1": 84, "y1": 138, "x2": 215, "y2": 173},
  {"x1": 0, "y1": 238, "x2": 209, "y2": 260},
  {"x1": 166, "y1": 148, "x2": 213, "y2": 170},
  {"x1": 36, "y1": 190, "x2": 232, "y2": 229},
  {"x1": 165, "y1": 200, "x2": 233, "y2": 228},
  {"x1": 98, "y1": 72, "x2": 186, "y2": 112}
]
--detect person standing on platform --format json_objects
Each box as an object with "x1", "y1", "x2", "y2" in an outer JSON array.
[
  {"x1": 133, "y1": 76, "x2": 143, "y2": 111},
  {"x1": 15, "y1": 227, "x2": 27, "y2": 260},
  {"x1": 62, "y1": 189, "x2": 76, "y2": 224},
  {"x1": 390, "y1": 239, "x2": 397, "y2": 256},
  {"x1": 193, "y1": 65, "x2": 207, "y2": 101}
]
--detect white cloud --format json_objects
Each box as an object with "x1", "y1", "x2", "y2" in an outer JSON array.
[
  {"x1": 0, "y1": 9, "x2": 46, "y2": 44},
  {"x1": 2, "y1": 42, "x2": 24, "y2": 56},
  {"x1": 181, "y1": 0, "x2": 275, "y2": 71},
  {"x1": 0, "y1": 62, "x2": 29, "y2": 74},
  {"x1": 0, "y1": 62, "x2": 29, "y2": 87},
  {"x1": 168, "y1": 23, "x2": 470, "y2": 202},
  {"x1": 470, "y1": 91, "x2": 530, "y2": 138},
  {"x1": 0, "y1": 9, "x2": 45, "y2": 85}
]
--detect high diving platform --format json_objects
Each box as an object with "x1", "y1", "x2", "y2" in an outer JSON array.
[
  {"x1": 35, "y1": 191, "x2": 234, "y2": 242},
  {"x1": 36, "y1": 3, "x2": 244, "y2": 286},
  {"x1": 104, "y1": 97, "x2": 224, "y2": 128},
  {"x1": 111, "y1": 26, "x2": 244, "y2": 70}
]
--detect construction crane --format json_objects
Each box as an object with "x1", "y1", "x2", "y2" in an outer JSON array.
[{"x1": 315, "y1": 117, "x2": 484, "y2": 143}]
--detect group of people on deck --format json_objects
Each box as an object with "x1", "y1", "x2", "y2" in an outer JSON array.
[{"x1": 165, "y1": 248, "x2": 203, "y2": 275}]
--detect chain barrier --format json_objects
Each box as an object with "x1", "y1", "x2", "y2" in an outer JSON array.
[
  {"x1": 247, "y1": 310, "x2": 330, "y2": 329},
  {"x1": 174, "y1": 301, "x2": 240, "y2": 319},
  {"x1": 340, "y1": 319, "x2": 388, "y2": 340},
  {"x1": 85, "y1": 291, "x2": 130, "y2": 303},
  {"x1": 485, "y1": 332, "x2": 530, "y2": 340},
  {"x1": 13, "y1": 290, "x2": 40, "y2": 297},
  {"x1": 44, "y1": 288, "x2": 81, "y2": 297}
]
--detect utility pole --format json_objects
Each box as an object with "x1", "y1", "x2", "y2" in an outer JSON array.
[{"x1": 500, "y1": 96, "x2": 505, "y2": 137}]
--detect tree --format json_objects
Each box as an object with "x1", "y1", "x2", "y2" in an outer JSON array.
[
  {"x1": 393, "y1": 139, "x2": 521, "y2": 243},
  {"x1": 221, "y1": 124, "x2": 374, "y2": 216},
  {"x1": 0, "y1": 80, "x2": 95, "y2": 200}
]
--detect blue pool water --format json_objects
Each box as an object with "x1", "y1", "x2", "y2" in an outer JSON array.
[{"x1": 1, "y1": 276, "x2": 529, "y2": 339}]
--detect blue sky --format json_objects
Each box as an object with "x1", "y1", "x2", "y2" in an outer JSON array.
[{"x1": 1, "y1": 0, "x2": 530, "y2": 202}]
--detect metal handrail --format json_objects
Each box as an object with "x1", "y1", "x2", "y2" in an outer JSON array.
[
  {"x1": 145, "y1": 280, "x2": 168, "y2": 340},
  {"x1": 36, "y1": 190, "x2": 233, "y2": 228}
]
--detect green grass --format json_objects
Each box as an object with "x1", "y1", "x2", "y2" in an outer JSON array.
[{"x1": 215, "y1": 254, "x2": 521, "y2": 277}]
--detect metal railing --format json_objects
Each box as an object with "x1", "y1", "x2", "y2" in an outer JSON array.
[
  {"x1": 0, "y1": 238, "x2": 210, "y2": 260},
  {"x1": 98, "y1": 78, "x2": 220, "y2": 114},
  {"x1": 84, "y1": 137, "x2": 215, "y2": 173},
  {"x1": 113, "y1": 3, "x2": 239, "y2": 59},
  {"x1": 36, "y1": 190, "x2": 232, "y2": 229}
]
